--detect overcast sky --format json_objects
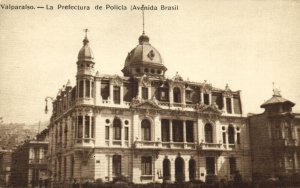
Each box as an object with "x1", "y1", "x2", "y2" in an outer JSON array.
[{"x1": 0, "y1": 0, "x2": 300, "y2": 124}]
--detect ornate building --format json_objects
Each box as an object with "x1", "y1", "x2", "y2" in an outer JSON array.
[
  {"x1": 47, "y1": 30, "x2": 252, "y2": 187},
  {"x1": 249, "y1": 89, "x2": 300, "y2": 179}
]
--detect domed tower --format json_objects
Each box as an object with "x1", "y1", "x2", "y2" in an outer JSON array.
[
  {"x1": 76, "y1": 29, "x2": 95, "y2": 100},
  {"x1": 122, "y1": 32, "x2": 167, "y2": 78}
]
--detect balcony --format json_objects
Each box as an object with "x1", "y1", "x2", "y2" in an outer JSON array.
[
  {"x1": 73, "y1": 138, "x2": 95, "y2": 148},
  {"x1": 198, "y1": 143, "x2": 224, "y2": 151},
  {"x1": 272, "y1": 139, "x2": 299, "y2": 148},
  {"x1": 134, "y1": 141, "x2": 160, "y2": 149}
]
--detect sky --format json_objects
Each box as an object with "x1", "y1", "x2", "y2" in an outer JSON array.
[{"x1": 0, "y1": 0, "x2": 300, "y2": 124}]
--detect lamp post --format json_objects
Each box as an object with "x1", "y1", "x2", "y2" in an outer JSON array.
[{"x1": 44, "y1": 97, "x2": 54, "y2": 114}]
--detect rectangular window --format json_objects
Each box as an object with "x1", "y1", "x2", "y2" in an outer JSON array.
[
  {"x1": 226, "y1": 98, "x2": 232, "y2": 114},
  {"x1": 77, "y1": 116, "x2": 83, "y2": 138},
  {"x1": 105, "y1": 126, "x2": 109, "y2": 140},
  {"x1": 186, "y1": 90, "x2": 192, "y2": 102},
  {"x1": 206, "y1": 157, "x2": 215, "y2": 174},
  {"x1": 114, "y1": 126, "x2": 121, "y2": 140},
  {"x1": 172, "y1": 120, "x2": 183, "y2": 142},
  {"x1": 79, "y1": 80, "x2": 84, "y2": 98},
  {"x1": 223, "y1": 132, "x2": 226, "y2": 144},
  {"x1": 237, "y1": 132, "x2": 240, "y2": 144},
  {"x1": 84, "y1": 116, "x2": 90, "y2": 138},
  {"x1": 204, "y1": 94, "x2": 209, "y2": 105},
  {"x1": 186, "y1": 121, "x2": 194, "y2": 142},
  {"x1": 91, "y1": 81, "x2": 94, "y2": 98},
  {"x1": 85, "y1": 80, "x2": 90, "y2": 97},
  {"x1": 141, "y1": 156, "x2": 152, "y2": 175},
  {"x1": 229, "y1": 157, "x2": 236, "y2": 175},
  {"x1": 113, "y1": 86, "x2": 120, "y2": 104},
  {"x1": 142, "y1": 87, "x2": 148, "y2": 100},
  {"x1": 161, "y1": 119, "x2": 170, "y2": 142},
  {"x1": 125, "y1": 127, "x2": 129, "y2": 140},
  {"x1": 91, "y1": 117, "x2": 95, "y2": 138},
  {"x1": 101, "y1": 81, "x2": 110, "y2": 100}
]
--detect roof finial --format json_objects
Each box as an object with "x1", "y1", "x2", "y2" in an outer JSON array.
[
  {"x1": 83, "y1": 28, "x2": 89, "y2": 45},
  {"x1": 272, "y1": 82, "x2": 281, "y2": 97}
]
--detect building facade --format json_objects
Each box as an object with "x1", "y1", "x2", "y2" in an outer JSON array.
[
  {"x1": 11, "y1": 129, "x2": 49, "y2": 188},
  {"x1": 0, "y1": 149, "x2": 12, "y2": 186},
  {"x1": 47, "y1": 31, "x2": 252, "y2": 187},
  {"x1": 248, "y1": 89, "x2": 300, "y2": 179}
]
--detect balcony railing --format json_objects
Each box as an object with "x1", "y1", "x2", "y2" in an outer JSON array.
[
  {"x1": 73, "y1": 138, "x2": 95, "y2": 148},
  {"x1": 29, "y1": 158, "x2": 47, "y2": 164},
  {"x1": 134, "y1": 141, "x2": 160, "y2": 149},
  {"x1": 198, "y1": 143, "x2": 224, "y2": 150}
]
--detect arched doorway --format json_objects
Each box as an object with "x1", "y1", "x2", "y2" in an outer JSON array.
[
  {"x1": 189, "y1": 159, "x2": 196, "y2": 181},
  {"x1": 175, "y1": 157, "x2": 185, "y2": 182},
  {"x1": 163, "y1": 158, "x2": 171, "y2": 180}
]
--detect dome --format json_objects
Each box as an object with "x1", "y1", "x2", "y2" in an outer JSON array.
[
  {"x1": 122, "y1": 33, "x2": 167, "y2": 77},
  {"x1": 78, "y1": 37, "x2": 94, "y2": 62}
]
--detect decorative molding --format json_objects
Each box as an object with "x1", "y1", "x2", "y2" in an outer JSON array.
[
  {"x1": 223, "y1": 84, "x2": 233, "y2": 97},
  {"x1": 111, "y1": 75, "x2": 123, "y2": 86},
  {"x1": 139, "y1": 75, "x2": 151, "y2": 87}
]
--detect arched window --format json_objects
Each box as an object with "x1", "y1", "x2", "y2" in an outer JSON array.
[
  {"x1": 228, "y1": 125, "x2": 235, "y2": 144},
  {"x1": 163, "y1": 158, "x2": 171, "y2": 180},
  {"x1": 175, "y1": 157, "x2": 185, "y2": 182},
  {"x1": 113, "y1": 118, "x2": 121, "y2": 140},
  {"x1": 112, "y1": 155, "x2": 121, "y2": 176},
  {"x1": 205, "y1": 123, "x2": 213, "y2": 143},
  {"x1": 141, "y1": 119, "x2": 151, "y2": 141},
  {"x1": 173, "y1": 87, "x2": 181, "y2": 103}
]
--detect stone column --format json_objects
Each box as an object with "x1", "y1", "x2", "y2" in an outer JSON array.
[
  {"x1": 138, "y1": 85, "x2": 142, "y2": 99},
  {"x1": 182, "y1": 87, "x2": 186, "y2": 105},
  {"x1": 231, "y1": 97, "x2": 234, "y2": 114},
  {"x1": 148, "y1": 86, "x2": 151, "y2": 100},
  {"x1": 120, "y1": 84, "x2": 124, "y2": 104},
  {"x1": 90, "y1": 80, "x2": 92, "y2": 98},
  {"x1": 171, "y1": 158, "x2": 175, "y2": 182},
  {"x1": 170, "y1": 120, "x2": 173, "y2": 142},
  {"x1": 200, "y1": 90, "x2": 204, "y2": 103},
  {"x1": 223, "y1": 96, "x2": 227, "y2": 114},
  {"x1": 89, "y1": 116, "x2": 92, "y2": 140},
  {"x1": 169, "y1": 87, "x2": 173, "y2": 106},
  {"x1": 294, "y1": 152, "x2": 299, "y2": 169},
  {"x1": 83, "y1": 79, "x2": 86, "y2": 98},
  {"x1": 183, "y1": 120, "x2": 186, "y2": 143},
  {"x1": 82, "y1": 116, "x2": 85, "y2": 139},
  {"x1": 197, "y1": 118, "x2": 203, "y2": 144},
  {"x1": 109, "y1": 82, "x2": 113, "y2": 103},
  {"x1": 209, "y1": 93, "x2": 212, "y2": 105},
  {"x1": 184, "y1": 159, "x2": 189, "y2": 182},
  {"x1": 95, "y1": 79, "x2": 101, "y2": 105}
]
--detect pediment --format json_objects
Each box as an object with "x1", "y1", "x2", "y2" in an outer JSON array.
[
  {"x1": 111, "y1": 75, "x2": 123, "y2": 86},
  {"x1": 198, "y1": 104, "x2": 222, "y2": 115}
]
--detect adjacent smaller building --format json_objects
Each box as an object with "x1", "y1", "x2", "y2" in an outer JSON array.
[
  {"x1": 248, "y1": 89, "x2": 300, "y2": 179},
  {"x1": 11, "y1": 129, "x2": 49, "y2": 188},
  {"x1": 0, "y1": 149, "x2": 12, "y2": 186}
]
